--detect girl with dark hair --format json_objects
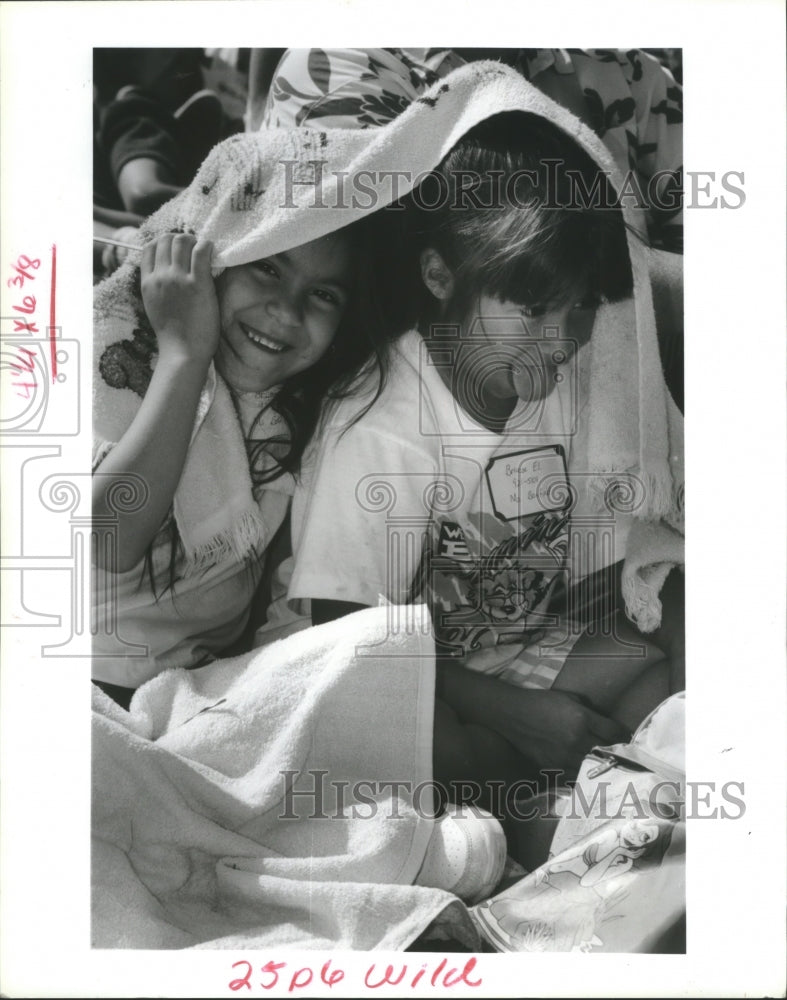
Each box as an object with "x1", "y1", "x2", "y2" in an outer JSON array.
[
  {"x1": 89, "y1": 66, "x2": 684, "y2": 932},
  {"x1": 91, "y1": 133, "x2": 401, "y2": 706},
  {"x1": 287, "y1": 107, "x2": 684, "y2": 802},
  {"x1": 403, "y1": 111, "x2": 634, "y2": 430}
]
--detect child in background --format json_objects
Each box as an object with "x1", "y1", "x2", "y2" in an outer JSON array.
[
  {"x1": 91, "y1": 132, "x2": 398, "y2": 708},
  {"x1": 287, "y1": 109, "x2": 684, "y2": 798}
]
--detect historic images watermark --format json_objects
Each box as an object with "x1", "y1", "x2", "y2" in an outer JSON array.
[
  {"x1": 279, "y1": 769, "x2": 745, "y2": 823},
  {"x1": 280, "y1": 160, "x2": 745, "y2": 213}
]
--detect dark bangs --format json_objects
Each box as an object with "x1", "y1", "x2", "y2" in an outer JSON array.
[
  {"x1": 447, "y1": 197, "x2": 597, "y2": 313},
  {"x1": 407, "y1": 111, "x2": 636, "y2": 322}
]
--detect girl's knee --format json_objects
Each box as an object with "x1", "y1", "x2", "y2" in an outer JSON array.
[{"x1": 612, "y1": 659, "x2": 671, "y2": 732}]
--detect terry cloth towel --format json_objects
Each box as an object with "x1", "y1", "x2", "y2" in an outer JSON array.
[
  {"x1": 94, "y1": 60, "x2": 683, "y2": 618},
  {"x1": 92, "y1": 604, "x2": 479, "y2": 950}
]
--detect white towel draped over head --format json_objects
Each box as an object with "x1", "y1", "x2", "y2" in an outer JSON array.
[{"x1": 94, "y1": 62, "x2": 683, "y2": 604}]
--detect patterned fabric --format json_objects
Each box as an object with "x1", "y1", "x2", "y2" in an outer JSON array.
[
  {"x1": 262, "y1": 48, "x2": 464, "y2": 129},
  {"x1": 472, "y1": 693, "x2": 686, "y2": 952},
  {"x1": 495, "y1": 625, "x2": 583, "y2": 689},
  {"x1": 262, "y1": 47, "x2": 683, "y2": 252},
  {"x1": 518, "y1": 49, "x2": 683, "y2": 252}
]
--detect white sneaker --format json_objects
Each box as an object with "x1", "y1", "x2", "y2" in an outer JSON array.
[{"x1": 415, "y1": 804, "x2": 507, "y2": 905}]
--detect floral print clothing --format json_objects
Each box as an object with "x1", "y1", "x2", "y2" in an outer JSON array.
[{"x1": 261, "y1": 47, "x2": 682, "y2": 251}]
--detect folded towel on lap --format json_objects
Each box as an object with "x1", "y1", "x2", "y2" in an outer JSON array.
[{"x1": 92, "y1": 604, "x2": 480, "y2": 950}]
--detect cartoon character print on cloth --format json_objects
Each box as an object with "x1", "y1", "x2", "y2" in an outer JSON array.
[
  {"x1": 98, "y1": 326, "x2": 157, "y2": 398},
  {"x1": 421, "y1": 510, "x2": 569, "y2": 657},
  {"x1": 412, "y1": 445, "x2": 572, "y2": 660},
  {"x1": 97, "y1": 224, "x2": 199, "y2": 398},
  {"x1": 472, "y1": 694, "x2": 687, "y2": 952},
  {"x1": 472, "y1": 514, "x2": 568, "y2": 627},
  {"x1": 482, "y1": 817, "x2": 676, "y2": 952}
]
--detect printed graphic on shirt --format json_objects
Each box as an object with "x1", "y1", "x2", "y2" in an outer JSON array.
[
  {"x1": 437, "y1": 521, "x2": 472, "y2": 562},
  {"x1": 413, "y1": 446, "x2": 572, "y2": 658}
]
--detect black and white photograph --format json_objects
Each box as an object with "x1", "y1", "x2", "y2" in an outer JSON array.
[{"x1": 1, "y1": 2, "x2": 785, "y2": 997}]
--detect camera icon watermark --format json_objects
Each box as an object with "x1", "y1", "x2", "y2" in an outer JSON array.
[
  {"x1": 418, "y1": 316, "x2": 580, "y2": 438},
  {"x1": 0, "y1": 332, "x2": 79, "y2": 436}
]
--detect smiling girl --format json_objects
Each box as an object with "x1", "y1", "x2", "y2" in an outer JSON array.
[
  {"x1": 213, "y1": 237, "x2": 353, "y2": 392},
  {"x1": 91, "y1": 199, "x2": 394, "y2": 704}
]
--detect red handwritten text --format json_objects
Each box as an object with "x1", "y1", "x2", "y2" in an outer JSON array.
[
  {"x1": 230, "y1": 959, "x2": 345, "y2": 992},
  {"x1": 6, "y1": 254, "x2": 42, "y2": 399},
  {"x1": 227, "y1": 957, "x2": 482, "y2": 994},
  {"x1": 9, "y1": 346, "x2": 36, "y2": 399},
  {"x1": 6, "y1": 254, "x2": 40, "y2": 290},
  {"x1": 364, "y1": 958, "x2": 482, "y2": 989}
]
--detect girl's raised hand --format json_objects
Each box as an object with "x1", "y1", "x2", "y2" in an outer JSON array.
[{"x1": 140, "y1": 233, "x2": 219, "y2": 367}]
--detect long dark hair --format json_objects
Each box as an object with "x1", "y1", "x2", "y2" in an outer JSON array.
[
  {"x1": 245, "y1": 206, "x2": 412, "y2": 491},
  {"x1": 134, "y1": 207, "x2": 410, "y2": 596}
]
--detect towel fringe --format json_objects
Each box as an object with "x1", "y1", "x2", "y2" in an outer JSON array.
[
  {"x1": 181, "y1": 508, "x2": 266, "y2": 576},
  {"x1": 621, "y1": 574, "x2": 663, "y2": 634},
  {"x1": 587, "y1": 467, "x2": 679, "y2": 522},
  {"x1": 621, "y1": 556, "x2": 679, "y2": 634}
]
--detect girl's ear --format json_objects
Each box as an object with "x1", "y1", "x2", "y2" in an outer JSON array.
[{"x1": 420, "y1": 248, "x2": 455, "y2": 302}]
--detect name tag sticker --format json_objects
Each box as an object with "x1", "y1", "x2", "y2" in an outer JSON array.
[{"x1": 485, "y1": 446, "x2": 569, "y2": 522}]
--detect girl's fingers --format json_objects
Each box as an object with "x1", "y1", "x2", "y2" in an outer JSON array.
[
  {"x1": 191, "y1": 239, "x2": 214, "y2": 279},
  {"x1": 153, "y1": 232, "x2": 174, "y2": 269},
  {"x1": 170, "y1": 232, "x2": 196, "y2": 273},
  {"x1": 140, "y1": 237, "x2": 157, "y2": 276},
  {"x1": 141, "y1": 232, "x2": 208, "y2": 279}
]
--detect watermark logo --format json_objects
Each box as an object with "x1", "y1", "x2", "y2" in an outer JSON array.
[
  {"x1": 278, "y1": 160, "x2": 745, "y2": 213},
  {"x1": 0, "y1": 333, "x2": 79, "y2": 436},
  {"x1": 278, "y1": 770, "x2": 746, "y2": 823}
]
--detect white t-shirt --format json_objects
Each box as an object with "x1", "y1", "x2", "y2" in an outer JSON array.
[
  {"x1": 92, "y1": 393, "x2": 293, "y2": 688},
  {"x1": 290, "y1": 331, "x2": 631, "y2": 668}
]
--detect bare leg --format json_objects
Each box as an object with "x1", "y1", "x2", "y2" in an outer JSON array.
[
  {"x1": 611, "y1": 659, "x2": 671, "y2": 732},
  {"x1": 553, "y1": 612, "x2": 668, "y2": 728},
  {"x1": 432, "y1": 696, "x2": 542, "y2": 855},
  {"x1": 432, "y1": 697, "x2": 532, "y2": 807}
]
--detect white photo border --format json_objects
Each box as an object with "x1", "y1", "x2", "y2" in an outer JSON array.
[{"x1": 1, "y1": 1, "x2": 784, "y2": 996}]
